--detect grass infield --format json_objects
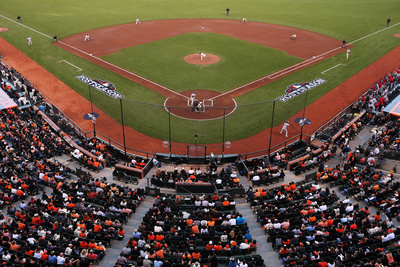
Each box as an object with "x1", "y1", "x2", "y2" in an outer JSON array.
[{"x1": 101, "y1": 32, "x2": 303, "y2": 92}]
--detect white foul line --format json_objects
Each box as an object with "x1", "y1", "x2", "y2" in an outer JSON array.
[
  {"x1": 321, "y1": 64, "x2": 346, "y2": 75},
  {"x1": 268, "y1": 56, "x2": 323, "y2": 79},
  {"x1": 58, "y1": 60, "x2": 82, "y2": 71},
  {"x1": 0, "y1": 13, "x2": 189, "y2": 100}
]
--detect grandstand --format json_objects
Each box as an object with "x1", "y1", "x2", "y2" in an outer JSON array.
[{"x1": 0, "y1": 57, "x2": 400, "y2": 267}]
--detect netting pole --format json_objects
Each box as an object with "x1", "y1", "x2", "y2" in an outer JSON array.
[
  {"x1": 88, "y1": 85, "x2": 96, "y2": 138},
  {"x1": 120, "y1": 99, "x2": 127, "y2": 155},
  {"x1": 222, "y1": 108, "x2": 226, "y2": 162},
  {"x1": 300, "y1": 88, "x2": 309, "y2": 141},
  {"x1": 168, "y1": 107, "x2": 172, "y2": 158},
  {"x1": 268, "y1": 100, "x2": 276, "y2": 156}
]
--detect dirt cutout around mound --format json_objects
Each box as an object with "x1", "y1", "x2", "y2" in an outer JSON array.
[
  {"x1": 394, "y1": 33, "x2": 400, "y2": 38},
  {"x1": 0, "y1": 28, "x2": 8, "y2": 32},
  {"x1": 184, "y1": 54, "x2": 220, "y2": 65}
]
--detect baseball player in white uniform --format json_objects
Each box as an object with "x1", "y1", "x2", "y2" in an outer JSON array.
[
  {"x1": 27, "y1": 36, "x2": 32, "y2": 46},
  {"x1": 242, "y1": 17, "x2": 248, "y2": 22},
  {"x1": 346, "y1": 49, "x2": 350, "y2": 60},
  {"x1": 190, "y1": 91, "x2": 197, "y2": 106},
  {"x1": 199, "y1": 52, "x2": 206, "y2": 61},
  {"x1": 280, "y1": 121, "x2": 290, "y2": 137},
  {"x1": 84, "y1": 34, "x2": 91, "y2": 41},
  {"x1": 291, "y1": 34, "x2": 297, "y2": 40},
  {"x1": 197, "y1": 101, "x2": 203, "y2": 112},
  {"x1": 136, "y1": 18, "x2": 141, "y2": 24}
]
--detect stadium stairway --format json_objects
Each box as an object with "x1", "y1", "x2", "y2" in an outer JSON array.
[
  {"x1": 235, "y1": 197, "x2": 281, "y2": 267},
  {"x1": 98, "y1": 196, "x2": 155, "y2": 267}
]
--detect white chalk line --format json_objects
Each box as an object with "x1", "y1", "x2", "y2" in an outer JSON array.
[
  {"x1": 321, "y1": 64, "x2": 346, "y2": 75},
  {"x1": 268, "y1": 56, "x2": 323, "y2": 79},
  {"x1": 58, "y1": 60, "x2": 82, "y2": 71},
  {"x1": 0, "y1": 13, "x2": 189, "y2": 100}
]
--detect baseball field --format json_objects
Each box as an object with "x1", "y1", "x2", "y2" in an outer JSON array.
[{"x1": 0, "y1": 0, "x2": 399, "y2": 154}]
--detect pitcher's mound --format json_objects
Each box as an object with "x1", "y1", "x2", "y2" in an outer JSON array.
[
  {"x1": 0, "y1": 28, "x2": 8, "y2": 32},
  {"x1": 184, "y1": 54, "x2": 220, "y2": 65},
  {"x1": 394, "y1": 33, "x2": 400, "y2": 38}
]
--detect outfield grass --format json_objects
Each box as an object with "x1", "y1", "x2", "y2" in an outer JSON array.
[
  {"x1": 102, "y1": 32, "x2": 303, "y2": 92},
  {"x1": 0, "y1": 0, "x2": 399, "y2": 144}
]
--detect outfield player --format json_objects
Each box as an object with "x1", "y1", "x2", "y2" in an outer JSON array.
[
  {"x1": 280, "y1": 121, "x2": 290, "y2": 137},
  {"x1": 84, "y1": 34, "x2": 91, "y2": 41},
  {"x1": 27, "y1": 36, "x2": 32, "y2": 46},
  {"x1": 136, "y1": 18, "x2": 141, "y2": 24},
  {"x1": 346, "y1": 49, "x2": 350, "y2": 60}
]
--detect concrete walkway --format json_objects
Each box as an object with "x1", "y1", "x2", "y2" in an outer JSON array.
[
  {"x1": 235, "y1": 198, "x2": 281, "y2": 267},
  {"x1": 98, "y1": 196, "x2": 155, "y2": 267}
]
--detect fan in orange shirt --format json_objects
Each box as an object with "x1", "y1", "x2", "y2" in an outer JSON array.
[{"x1": 94, "y1": 223, "x2": 102, "y2": 232}]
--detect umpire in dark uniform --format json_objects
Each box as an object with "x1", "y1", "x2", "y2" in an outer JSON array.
[{"x1": 191, "y1": 100, "x2": 199, "y2": 112}]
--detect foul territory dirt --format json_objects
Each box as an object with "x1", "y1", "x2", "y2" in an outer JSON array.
[{"x1": 0, "y1": 22, "x2": 399, "y2": 156}]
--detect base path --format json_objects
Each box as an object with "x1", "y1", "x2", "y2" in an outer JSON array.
[{"x1": 1, "y1": 39, "x2": 399, "y2": 156}]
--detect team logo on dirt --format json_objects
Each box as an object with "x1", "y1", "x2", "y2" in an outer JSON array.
[
  {"x1": 277, "y1": 78, "x2": 327, "y2": 102},
  {"x1": 75, "y1": 75, "x2": 124, "y2": 99}
]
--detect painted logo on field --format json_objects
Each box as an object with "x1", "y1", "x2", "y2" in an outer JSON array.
[
  {"x1": 277, "y1": 78, "x2": 327, "y2": 102},
  {"x1": 75, "y1": 75, "x2": 124, "y2": 99}
]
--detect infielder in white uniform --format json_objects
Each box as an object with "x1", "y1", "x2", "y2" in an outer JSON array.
[
  {"x1": 242, "y1": 17, "x2": 248, "y2": 22},
  {"x1": 291, "y1": 34, "x2": 297, "y2": 40},
  {"x1": 27, "y1": 36, "x2": 32, "y2": 46},
  {"x1": 136, "y1": 18, "x2": 141, "y2": 24},
  {"x1": 280, "y1": 121, "x2": 290, "y2": 137},
  {"x1": 84, "y1": 34, "x2": 91, "y2": 41},
  {"x1": 346, "y1": 49, "x2": 350, "y2": 60},
  {"x1": 199, "y1": 52, "x2": 206, "y2": 61}
]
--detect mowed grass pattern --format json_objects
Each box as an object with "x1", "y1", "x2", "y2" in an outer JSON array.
[{"x1": 101, "y1": 33, "x2": 303, "y2": 92}]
